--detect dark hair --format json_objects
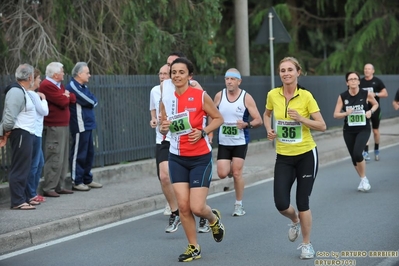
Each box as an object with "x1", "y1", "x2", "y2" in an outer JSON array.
[
  {"x1": 169, "y1": 57, "x2": 194, "y2": 76},
  {"x1": 34, "y1": 68, "x2": 41, "y2": 79},
  {"x1": 345, "y1": 71, "x2": 360, "y2": 81},
  {"x1": 169, "y1": 51, "x2": 185, "y2": 58}
]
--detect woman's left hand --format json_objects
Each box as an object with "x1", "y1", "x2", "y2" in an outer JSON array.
[{"x1": 188, "y1": 129, "x2": 202, "y2": 144}]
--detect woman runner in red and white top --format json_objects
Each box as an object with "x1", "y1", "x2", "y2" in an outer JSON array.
[{"x1": 159, "y1": 57, "x2": 225, "y2": 262}]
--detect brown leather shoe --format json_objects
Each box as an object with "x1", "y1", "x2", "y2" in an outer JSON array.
[
  {"x1": 56, "y1": 189, "x2": 74, "y2": 194},
  {"x1": 43, "y1": 191, "x2": 60, "y2": 197}
]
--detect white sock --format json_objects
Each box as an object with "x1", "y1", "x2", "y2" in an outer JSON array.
[{"x1": 235, "y1": 200, "x2": 242, "y2": 205}]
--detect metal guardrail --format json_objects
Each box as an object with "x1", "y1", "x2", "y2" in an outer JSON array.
[{"x1": 0, "y1": 74, "x2": 398, "y2": 182}]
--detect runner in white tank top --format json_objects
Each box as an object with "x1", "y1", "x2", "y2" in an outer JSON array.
[{"x1": 209, "y1": 68, "x2": 263, "y2": 217}]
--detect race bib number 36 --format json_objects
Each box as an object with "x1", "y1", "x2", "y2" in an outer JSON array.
[
  {"x1": 347, "y1": 110, "x2": 366, "y2": 126},
  {"x1": 276, "y1": 120, "x2": 302, "y2": 143},
  {"x1": 168, "y1": 111, "x2": 192, "y2": 136}
]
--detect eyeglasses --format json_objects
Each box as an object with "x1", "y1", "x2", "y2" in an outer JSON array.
[{"x1": 347, "y1": 78, "x2": 359, "y2": 81}]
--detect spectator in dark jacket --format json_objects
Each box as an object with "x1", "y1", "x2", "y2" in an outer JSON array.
[{"x1": 66, "y1": 62, "x2": 102, "y2": 191}]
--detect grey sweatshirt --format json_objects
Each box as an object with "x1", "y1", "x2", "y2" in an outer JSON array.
[{"x1": 0, "y1": 85, "x2": 26, "y2": 136}]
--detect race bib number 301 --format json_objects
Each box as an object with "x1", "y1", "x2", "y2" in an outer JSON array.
[
  {"x1": 276, "y1": 120, "x2": 302, "y2": 143},
  {"x1": 168, "y1": 111, "x2": 192, "y2": 136},
  {"x1": 347, "y1": 110, "x2": 366, "y2": 126}
]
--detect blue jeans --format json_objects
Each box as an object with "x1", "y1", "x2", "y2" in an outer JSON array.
[{"x1": 26, "y1": 136, "x2": 44, "y2": 199}]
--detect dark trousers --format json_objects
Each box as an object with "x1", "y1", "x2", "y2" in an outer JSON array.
[
  {"x1": 70, "y1": 130, "x2": 94, "y2": 185},
  {"x1": 8, "y1": 129, "x2": 34, "y2": 208}
]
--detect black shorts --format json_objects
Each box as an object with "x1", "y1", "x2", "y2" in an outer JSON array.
[
  {"x1": 370, "y1": 108, "x2": 381, "y2": 129},
  {"x1": 274, "y1": 148, "x2": 318, "y2": 212},
  {"x1": 168, "y1": 152, "x2": 213, "y2": 188},
  {"x1": 155, "y1": 140, "x2": 170, "y2": 179},
  {"x1": 217, "y1": 144, "x2": 248, "y2": 160}
]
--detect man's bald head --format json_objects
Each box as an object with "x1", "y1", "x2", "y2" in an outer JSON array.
[
  {"x1": 159, "y1": 64, "x2": 170, "y2": 83},
  {"x1": 224, "y1": 67, "x2": 242, "y2": 93},
  {"x1": 364, "y1": 63, "x2": 375, "y2": 79}
]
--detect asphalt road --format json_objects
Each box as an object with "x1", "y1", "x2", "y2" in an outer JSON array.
[{"x1": 1, "y1": 146, "x2": 398, "y2": 266}]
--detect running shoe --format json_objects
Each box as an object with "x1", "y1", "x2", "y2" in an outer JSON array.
[
  {"x1": 178, "y1": 244, "x2": 201, "y2": 262},
  {"x1": 297, "y1": 243, "x2": 315, "y2": 259},
  {"x1": 165, "y1": 214, "x2": 180, "y2": 233},
  {"x1": 374, "y1": 150, "x2": 380, "y2": 161},
  {"x1": 197, "y1": 218, "x2": 210, "y2": 233},
  {"x1": 210, "y1": 209, "x2": 225, "y2": 242},
  {"x1": 288, "y1": 221, "x2": 301, "y2": 242},
  {"x1": 232, "y1": 204, "x2": 246, "y2": 216},
  {"x1": 357, "y1": 178, "x2": 371, "y2": 192},
  {"x1": 362, "y1": 151, "x2": 370, "y2": 162},
  {"x1": 163, "y1": 203, "x2": 171, "y2": 216}
]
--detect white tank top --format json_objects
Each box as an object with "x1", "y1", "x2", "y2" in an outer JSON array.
[
  {"x1": 218, "y1": 89, "x2": 249, "y2": 146},
  {"x1": 160, "y1": 79, "x2": 175, "y2": 142}
]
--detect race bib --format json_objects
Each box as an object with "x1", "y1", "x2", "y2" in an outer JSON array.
[
  {"x1": 362, "y1": 87, "x2": 374, "y2": 93},
  {"x1": 220, "y1": 122, "x2": 239, "y2": 138},
  {"x1": 276, "y1": 120, "x2": 302, "y2": 143},
  {"x1": 347, "y1": 110, "x2": 366, "y2": 126},
  {"x1": 168, "y1": 111, "x2": 192, "y2": 136}
]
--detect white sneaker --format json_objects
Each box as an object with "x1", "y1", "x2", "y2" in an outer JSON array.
[
  {"x1": 357, "y1": 178, "x2": 371, "y2": 192},
  {"x1": 163, "y1": 203, "x2": 171, "y2": 216},
  {"x1": 232, "y1": 204, "x2": 246, "y2": 216},
  {"x1": 288, "y1": 221, "x2": 301, "y2": 242},
  {"x1": 362, "y1": 178, "x2": 371, "y2": 191},
  {"x1": 297, "y1": 243, "x2": 315, "y2": 259}
]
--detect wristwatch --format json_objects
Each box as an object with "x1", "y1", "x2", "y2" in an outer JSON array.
[
  {"x1": 246, "y1": 122, "x2": 253, "y2": 129},
  {"x1": 201, "y1": 129, "x2": 207, "y2": 138}
]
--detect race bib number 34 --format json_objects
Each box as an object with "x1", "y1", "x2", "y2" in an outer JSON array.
[
  {"x1": 168, "y1": 111, "x2": 192, "y2": 136},
  {"x1": 276, "y1": 120, "x2": 302, "y2": 143}
]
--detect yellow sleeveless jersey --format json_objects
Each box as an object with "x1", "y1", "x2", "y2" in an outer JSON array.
[{"x1": 266, "y1": 86, "x2": 320, "y2": 156}]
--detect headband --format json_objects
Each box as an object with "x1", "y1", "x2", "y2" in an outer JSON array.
[{"x1": 225, "y1": 72, "x2": 241, "y2": 79}]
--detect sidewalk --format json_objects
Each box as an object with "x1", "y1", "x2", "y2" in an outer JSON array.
[{"x1": 0, "y1": 118, "x2": 398, "y2": 255}]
